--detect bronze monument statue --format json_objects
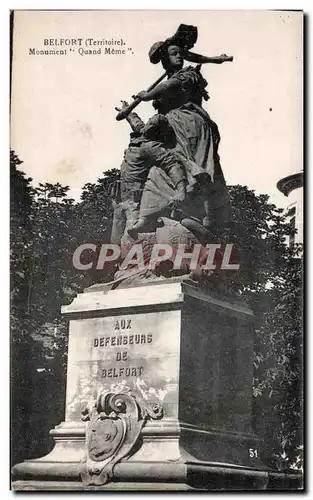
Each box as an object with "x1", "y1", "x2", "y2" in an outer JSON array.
[{"x1": 110, "y1": 24, "x2": 234, "y2": 284}]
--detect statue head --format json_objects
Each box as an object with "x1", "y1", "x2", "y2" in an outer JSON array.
[
  {"x1": 161, "y1": 45, "x2": 184, "y2": 73},
  {"x1": 149, "y1": 24, "x2": 198, "y2": 74}
]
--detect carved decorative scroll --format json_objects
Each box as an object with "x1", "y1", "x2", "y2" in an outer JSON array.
[{"x1": 80, "y1": 390, "x2": 163, "y2": 486}]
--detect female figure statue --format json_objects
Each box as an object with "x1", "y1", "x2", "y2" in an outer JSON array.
[{"x1": 128, "y1": 25, "x2": 232, "y2": 238}]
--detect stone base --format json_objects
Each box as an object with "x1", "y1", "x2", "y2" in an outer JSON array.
[
  {"x1": 12, "y1": 418, "x2": 302, "y2": 491},
  {"x1": 12, "y1": 467, "x2": 302, "y2": 491},
  {"x1": 12, "y1": 281, "x2": 303, "y2": 491}
]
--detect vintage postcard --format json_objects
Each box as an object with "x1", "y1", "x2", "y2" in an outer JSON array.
[{"x1": 10, "y1": 10, "x2": 303, "y2": 491}]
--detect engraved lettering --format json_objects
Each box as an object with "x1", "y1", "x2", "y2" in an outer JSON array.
[
  {"x1": 93, "y1": 333, "x2": 153, "y2": 347},
  {"x1": 101, "y1": 365, "x2": 144, "y2": 378}
]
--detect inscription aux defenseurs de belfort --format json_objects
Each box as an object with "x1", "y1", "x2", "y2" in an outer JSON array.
[{"x1": 93, "y1": 319, "x2": 152, "y2": 379}]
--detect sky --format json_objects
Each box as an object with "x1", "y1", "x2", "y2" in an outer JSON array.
[{"x1": 10, "y1": 10, "x2": 303, "y2": 209}]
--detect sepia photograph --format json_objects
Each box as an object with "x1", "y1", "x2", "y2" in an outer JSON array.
[{"x1": 10, "y1": 9, "x2": 303, "y2": 491}]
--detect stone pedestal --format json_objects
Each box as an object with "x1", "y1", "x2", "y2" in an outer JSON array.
[{"x1": 12, "y1": 281, "x2": 302, "y2": 490}]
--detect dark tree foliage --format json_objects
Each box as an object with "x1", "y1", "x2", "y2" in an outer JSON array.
[
  {"x1": 10, "y1": 155, "x2": 302, "y2": 469},
  {"x1": 10, "y1": 157, "x2": 119, "y2": 464},
  {"x1": 227, "y1": 185, "x2": 293, "y2": 292},
  {"x1": 252, "y1": 250, "x2": 303, "y2": 470},
  {"x1": 11, "y1": 151, "x2": 49, "y2": 464}
]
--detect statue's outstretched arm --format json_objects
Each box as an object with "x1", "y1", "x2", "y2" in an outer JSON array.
[
  {"x1": 115, "y1": 100, "x2": 145, "y2": 133},
  {"x1": 135, "y1": 78, "x2": 180, "y2": 102},
  {"x1": 126, "y1": 112, "x2": 145, "y2": 133},
  {"x1": 184, "y1": 51, "x2": 233, "y2": 64}
]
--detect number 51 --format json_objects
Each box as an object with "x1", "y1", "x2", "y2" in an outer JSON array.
[{"x1": 249, "y1": 448, "x2": 258, "y2": 458}]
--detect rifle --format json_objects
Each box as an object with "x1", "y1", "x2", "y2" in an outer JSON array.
[
  {"x1": 115, "y1": 53, "x2": 233, "y2": 121},
  {"x1": 116, "y1": 71, "x2": 167, "y2": 121}
]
